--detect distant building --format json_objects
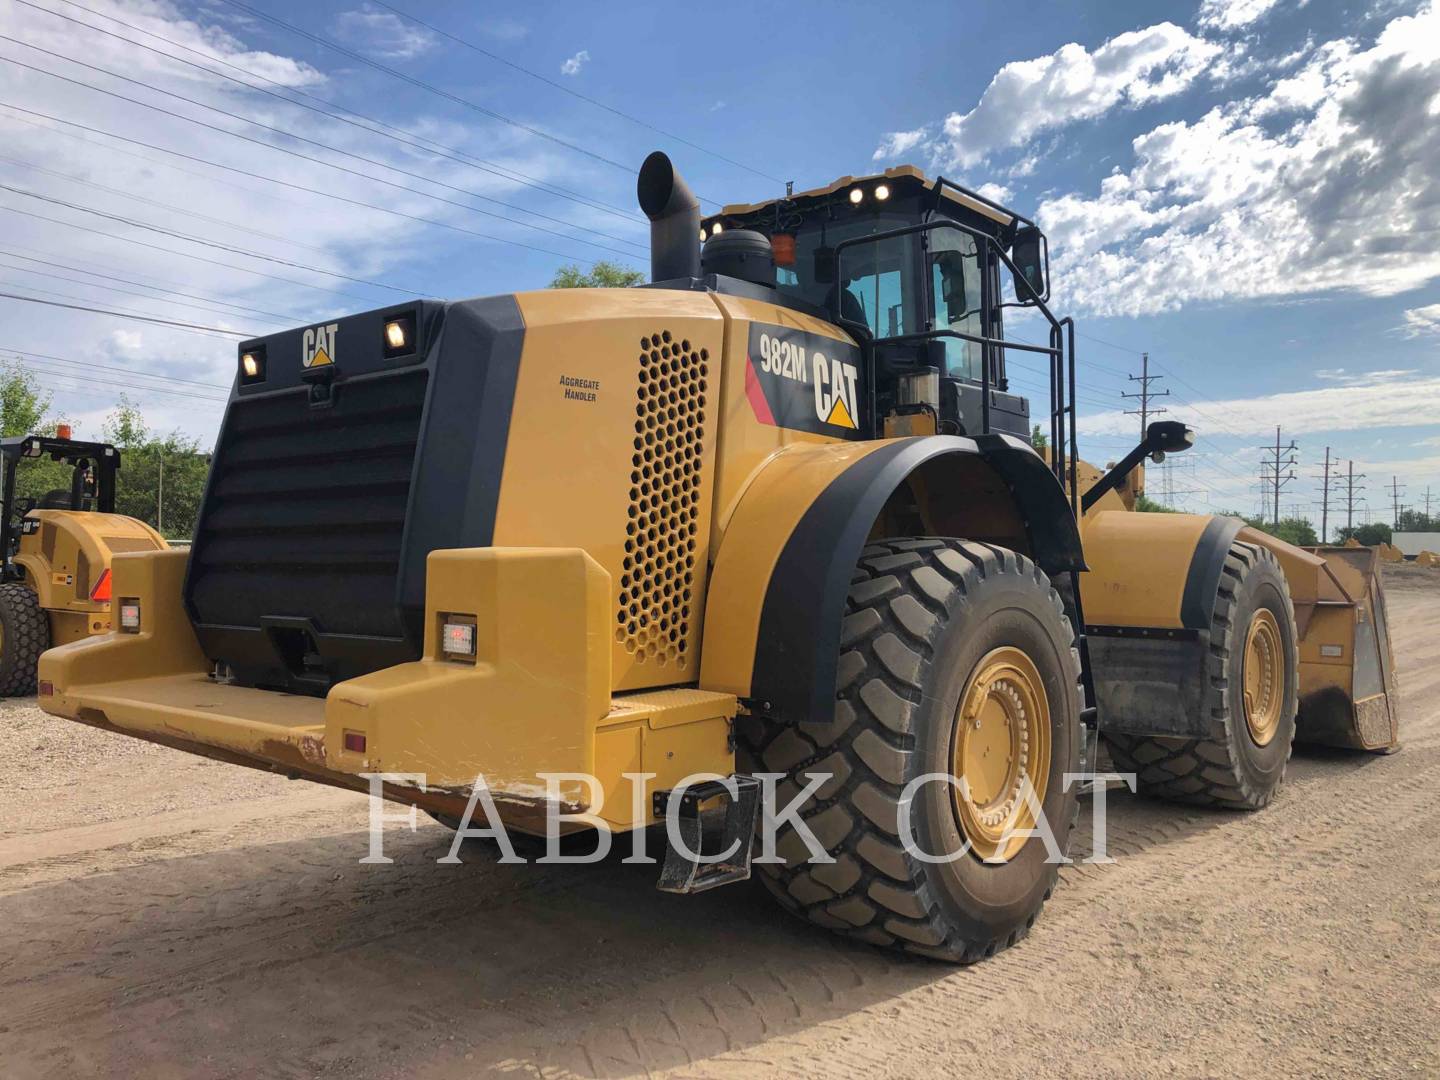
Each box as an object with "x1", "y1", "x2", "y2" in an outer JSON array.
[{"x1": 1392, "y1": 532, "x2": 1440, "y2": 557}]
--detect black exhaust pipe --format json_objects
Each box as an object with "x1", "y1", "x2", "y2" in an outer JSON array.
[{"x1": 637, "y1": 151, "x2": 700, "y2": 283}]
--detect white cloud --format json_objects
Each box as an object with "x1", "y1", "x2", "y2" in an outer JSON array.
[
  {"x1": 975, "y1": 181, "x2": 1013, "y2": 204},
  {"x1": 872, "y1": 127, "x2": 929, "y2": 161},
  {"x1": 1401, "y1": 303, "x2": 1440, "y2": 336},
  {"x1": 0, "y1": 0, "x2": 625, "y2": 444},
  {"x1": 1197, "y1": 0, "x2": 1284, "y2": 31},
  {"x1": 1079, "y1": 373, "x2": 1440, "y2": 438},
  {"x1": 932, "y1": 23, "x2": 1221, "y2": 170},
  {"x1": 560, "y1": 49, "x2": 590, "y2": 77},
  {"x1": 1037, "y1": 3, "x2": 1440, "y2": 317},
  {"x1": 333, "y1": 6, "x2": 436, "y2": 61}
]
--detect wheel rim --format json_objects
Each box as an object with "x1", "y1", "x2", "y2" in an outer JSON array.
[
  {"x1": 1242, "y1": 608, "x2": 1284, "y2": 746},
  {"x1": 950, "y1": 646, "x2": 1052, "y2": 863}
]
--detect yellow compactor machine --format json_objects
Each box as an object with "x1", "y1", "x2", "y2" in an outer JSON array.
[
  {"x1": 0, "y1": 430, "x2": 166, "y2": 695},
  {"x1": 38, "y1": 153, "x2": 1397, "y2": 962}
]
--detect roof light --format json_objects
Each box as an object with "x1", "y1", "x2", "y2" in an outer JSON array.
[
  {"x1": 90, "y1": 568, "x2": 112, "y2": 603},
  {"x1": 848, "y1": 187, "x2": 864, "y2": 204},
  {"x1": 874, "y1": 183, "x2": 890, "y2": 201},
  {"x1": 699, "y1": 227, "x2": 707, "y2": 242},
  {"x1": 56, "y1": 423, "x2": 72, "y2": 440},
  {"x1": 711, "y1": 222, "x2": 724, "y2": 235},
  {"x1": 385, "y1": 320, "x2": 407, "y2": 350}
]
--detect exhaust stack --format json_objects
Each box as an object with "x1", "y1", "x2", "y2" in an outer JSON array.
[{"x1": 637, "y1": 151, "x2": 701, "y2": 283}]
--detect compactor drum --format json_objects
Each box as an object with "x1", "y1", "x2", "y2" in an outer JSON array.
[{"x1": 37, "y1": 152, "x2": 1397, "y2": 961}]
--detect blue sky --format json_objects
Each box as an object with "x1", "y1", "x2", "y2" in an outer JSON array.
[{"x1": 0, "y1": 0, "x2": 1437, "y2": 530}]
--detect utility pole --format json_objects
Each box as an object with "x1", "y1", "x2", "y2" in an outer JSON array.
[
  {"x1": 1390, "y1": 476, "x2": 1405, "y2": 529},
  {"x1": 157, "y1": 454, "x2": 164, "y2": 536},
  {"x1": 1318, "y1": 446, "x2": 1332, "y2": 544},
  {"x1": 1424, "y1": 485, "x2": 1434, "y2": 524},
  {"x1": 1259, "y1": 426, "x2": 1298, "y2": 527},
  {"x1": 1122, "y1": 352, "x2": 1169, "y2": 440}
]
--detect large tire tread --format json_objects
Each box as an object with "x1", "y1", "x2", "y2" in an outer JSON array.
[
  {"x1": 738, "y1": 539, "x2": 1082, "y2": 963},
  {"x1": 0, "y1": 581, "x2": 50, "y2": 697},
  {"x1": 1103, "y1": 542, "x2": 1298, "y2": 810}
]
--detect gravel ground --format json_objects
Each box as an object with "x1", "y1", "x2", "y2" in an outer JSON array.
[{"x1": 0, "y1": 567, "x2": 1435, "y2": 1079}]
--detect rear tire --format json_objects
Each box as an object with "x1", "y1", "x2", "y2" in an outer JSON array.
[
  {"x1": 1103, "y1": 541, "x2": 1298, "y2": 810},
  {"x1": 0, "y1": 582, "x2": 49, "y2": 697},
  {"x1": 739, "y1": 539, "x2": 1082, "y2": 963}
]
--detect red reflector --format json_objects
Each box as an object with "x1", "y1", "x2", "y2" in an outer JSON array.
[
  {"x1": 343, "y1": 731, "x2": 366, "y2": 753},
  {"x1": 90, "y1": 568, "x2": 112, "y2": 602},
  {"x1": 38, "y1": 680, "x2": 54, "y2": 697}
]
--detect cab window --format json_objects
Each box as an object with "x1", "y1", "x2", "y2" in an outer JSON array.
[
  {"x1": 929, "y1": 226, "x2": 984, "y2": 382},
  {"x1": 835, "y1": 230, "x2": 922, "y2": 339}
]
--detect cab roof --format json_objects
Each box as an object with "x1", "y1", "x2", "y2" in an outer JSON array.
[{"x1": 710, "y1": 164, "x2": 1016, "y2": 230}]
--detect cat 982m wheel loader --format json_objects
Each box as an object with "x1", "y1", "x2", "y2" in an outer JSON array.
[{"x1": 37, "y1": 153, "x2": 1396, "y2": 962}]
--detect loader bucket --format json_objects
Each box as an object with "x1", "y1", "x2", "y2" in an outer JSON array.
[{"x1": 1293, "y1": 545, "x2": 1399, "y2": 751}]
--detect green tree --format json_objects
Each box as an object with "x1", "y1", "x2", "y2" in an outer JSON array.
[
  {"x1": 0, "y1": 361, "x2": 73, "y2": 506},
  {"x1": 1338, "y1": 522, "x2": 1392, "y2": 546},
  {"x1": 1397, "y1": 508, "x2": 1435, "y2": 532},
  {"x1": 1030, "y1": 424, "x2": 1047, "y2": 451},
  {"x1": 1213, "y1": 508, "x2": 1319, "y2": 547},
  {"x1": 1135, "y1": 493, "x2": 1179, "y2": 513},
  {"x1": 102, "y1": 397, "x2": 210, "y2": 541},
  {"x1": 548, "y1": 260, "x2": 645, "y2": 289}
]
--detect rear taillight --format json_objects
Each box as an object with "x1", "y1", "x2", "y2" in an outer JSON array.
[
  {"x1": 90, "y1": 568, "x2": 112, "y2": 602},
  {"x1": 119, "y1": 601, "x2": 141, "y2": 632},
  {"x1": 440, "y1": 617, "x2": 476, "y2": 661}
]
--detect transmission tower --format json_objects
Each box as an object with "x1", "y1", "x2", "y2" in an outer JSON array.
[
  {"x1": 1317, "y1": 447, "x2": 1333, "y2": 544},
  {"x1": 1121, "y1": 352, "x2": 1169, "y2": 441},
  {"x1": 1390, "y1": 476, "x2": 1406, "y2": 529}
]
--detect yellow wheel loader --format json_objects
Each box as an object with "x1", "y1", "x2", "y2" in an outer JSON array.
[
  {"x1": 37, "y1": 153, "x2": 1397, "y2": 962},
  {"x1": 0, "y1": 429, "x2": 166, "y2": 695}
]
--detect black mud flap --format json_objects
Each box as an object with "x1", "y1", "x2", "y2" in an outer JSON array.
[
  {"x1": 653, "y1": 775, "x2": 761, "y2": 894},
  {"x1": 1088, "y1": 627, "x2": 1214, "y2": 739}
]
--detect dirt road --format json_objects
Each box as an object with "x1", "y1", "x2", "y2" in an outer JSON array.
[{"x1": 1, "y1": 574, "x2": 1437, "y2": 1079}]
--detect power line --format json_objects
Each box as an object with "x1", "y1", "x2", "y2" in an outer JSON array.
[
  {"x1": 369, "y1": 0, "x2": 784, "y2": 184},
  {"x1": 0, "y1": 100, "x2": 607, "y2": 276},
  {"x1": 214, "y1": 0, "x2": 671, "y2": 186},
  {"x1": 26, "y1": 0, "x2": 642, "y2": 223},
  {"x1": 0, "y1": 45, "x2": 644, "y2": 258},
  {"x1": 0, "y1": 182, "x2": 427, "y2": 295},
  {"x1": 0, "y1": 199, "x2": 390, "y2": 306},
  {"x1": 0, "y1": 290, "x2": 251, "y2": 336},
  {"x1": 0, "y1": 345, "x2": 228, "y2": 390},
  {"x1": 0, "y1": 247, "x2": 300, "y2": 323},
  {"x1": 0, "y1": 267, "x2": 280, "y2": 331}
]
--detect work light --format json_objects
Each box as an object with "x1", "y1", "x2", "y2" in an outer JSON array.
[
  {"x1": 382, "y1": 313, "x2": 416, "y2": 359},
  {"x1": 239, "y1": 345, "x2": 266, "y2": 384}
]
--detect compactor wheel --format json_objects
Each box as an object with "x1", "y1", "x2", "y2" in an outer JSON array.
[
  {"x1": 739, "y1": 539, "x2": 1082, "y2": 963},
  {"x1": 0, "y1": 582, "x2": 49, "y2": 697},
  {"x1": 1104, "y1": 541, "x2": 1299, "y2": 810}
]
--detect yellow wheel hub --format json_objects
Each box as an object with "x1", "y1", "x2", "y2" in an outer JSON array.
[
  {"x1": 1242, "y1": 608, "x2": 1284, "y2": 746},
  {"x1": 950, "y1": 647, "x2": 1051, "y2": 863}
]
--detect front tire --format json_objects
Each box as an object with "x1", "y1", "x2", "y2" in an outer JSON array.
[
  {"x1": 741, "y1": 539, "x2": 1082, "y2": 963},
  {"x1": 0, "y1": 582, "x2": 49, "y2": 697},
  {"x1": 1103, "y1": 541, "x2": 1298, "y2": 810}
]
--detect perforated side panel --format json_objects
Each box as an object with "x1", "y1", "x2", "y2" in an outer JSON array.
[{"x1": 617, "y1": 330, "x2": 709, "y2": 671}]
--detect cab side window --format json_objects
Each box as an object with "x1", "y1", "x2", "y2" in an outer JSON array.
[{"x1": 929, "y1": 228, "x2": 983, "y2": 382}]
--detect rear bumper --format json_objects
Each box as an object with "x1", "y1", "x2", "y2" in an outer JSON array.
[{"x1": 39, "y1": 548, "x2": 736, "y2": 830}]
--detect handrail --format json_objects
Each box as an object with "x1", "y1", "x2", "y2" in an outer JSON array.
[{"x1": 829, "y1": 218, "x2": 1078, "y2": 499}]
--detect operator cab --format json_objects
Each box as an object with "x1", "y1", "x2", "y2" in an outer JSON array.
[
  {"x1": 703, "y1": 166, "x2": 1052, "y2": 441},
  {"x1": 0, "y1": 427, "x2": 119, "y2": 579}
]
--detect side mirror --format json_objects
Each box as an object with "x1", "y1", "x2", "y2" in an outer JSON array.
[
  {"x1": 1144, "y1": 420, "x2": 1195, "y2": 462},
  {"x1": 1010, "y1": 226, "x2": 1047, "y2": 303}
]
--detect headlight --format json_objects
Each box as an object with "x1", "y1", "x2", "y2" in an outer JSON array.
[
  {"x1": 874, "y1": 183, "x2": 890, "y2": 201},
  {"x1": 849, "y1": 187, "x2": 864, "y2": 204}
]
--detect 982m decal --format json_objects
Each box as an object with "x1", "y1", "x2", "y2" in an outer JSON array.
[{"x1": 744, "y1": 323, "x2": 863, "y2": 438}]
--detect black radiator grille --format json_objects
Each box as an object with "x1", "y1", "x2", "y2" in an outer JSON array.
[{"x1": 188, "y1": 370, "x2": 428, "y2": 640}]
